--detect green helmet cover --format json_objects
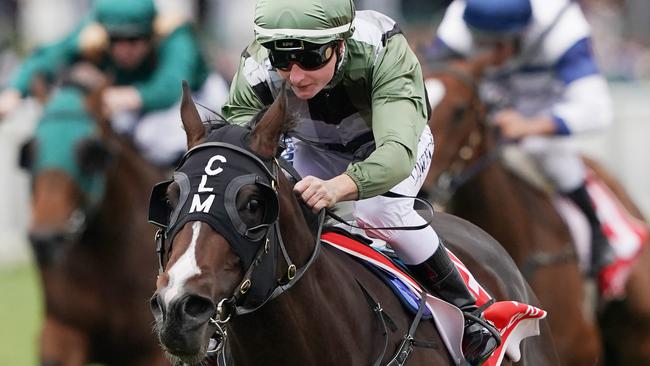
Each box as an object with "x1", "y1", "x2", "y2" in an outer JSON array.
[
  {"x1": 94, "y1": 0, "x2": 157, "y2": 37},
  {"x1": 254, "y1": 0, "x2": 355, "y2": 46}
]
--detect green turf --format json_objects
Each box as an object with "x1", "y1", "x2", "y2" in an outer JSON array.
[{"x1": 0, "y1": 263, "x2": 41, "y2": 366}]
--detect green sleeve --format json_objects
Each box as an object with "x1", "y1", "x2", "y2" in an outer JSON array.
[
  {"x1": 345, "y1": 34, "x2": 428, "y2": 199},
  {"x1": 9, "y1": 21, "x2": 88, "y2": 96},
  {"x1": 135, "y1": 25, "x2": 207, "y2": 112},
  {"x1": 221, "y1": 52, "x2": 267, "y2": 125}
]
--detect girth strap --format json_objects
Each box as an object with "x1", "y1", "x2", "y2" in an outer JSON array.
[
  {"x1": 386, "y1": 290, "x2": 438, "y2": 366},
  {"x1": 357, "y1": 280, "x2": 438, "y2": 366}
]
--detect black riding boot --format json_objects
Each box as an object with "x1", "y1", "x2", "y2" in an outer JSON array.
[
  {"x1": 408, "y1": 244, "x2": 501, "y2": 366},
  {"x1": 565, "y1": 184, "x2": 615, "y2": 277}
]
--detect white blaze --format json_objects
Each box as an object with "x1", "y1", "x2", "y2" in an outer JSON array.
[{"x1": 162, "y1": 221, "x2": 202, "y2": 306}]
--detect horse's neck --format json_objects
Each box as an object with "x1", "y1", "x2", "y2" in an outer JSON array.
[
  {"x1": 93, "y1": 139, "x2": 161, "y2": 244},
  {"x1": 227, "y1": 180, "x2": 365, "y2": 364},
  {"x1": 451, "y1": 155, "x2": 547, "y2": 263},
  {"x1": 228, "y1": 251, "x2": 377, "y2": 365}
]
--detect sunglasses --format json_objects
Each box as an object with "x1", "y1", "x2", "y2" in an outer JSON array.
[
  {"x1": 268, "y1": 42, "x2": 337, "y2": 71},
  {"x1": 109, "y1": 35, "x2": 149, "y2": 44}
]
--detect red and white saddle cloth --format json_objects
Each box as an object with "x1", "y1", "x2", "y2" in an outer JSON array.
[
  {"x1": 322, "y1": 231, "x2": 547, "y2": 366},
  {"x1": 555, "y1": 171, "x2": 649, "y2": 299}
]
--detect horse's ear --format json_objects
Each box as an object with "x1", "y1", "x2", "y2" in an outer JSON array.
[
  {"x1": 250, "y1": 84, "x2": 288, "y2": 158},
  {"x1": 180, "y1": 80, "x2": 205, "y2": 149}
]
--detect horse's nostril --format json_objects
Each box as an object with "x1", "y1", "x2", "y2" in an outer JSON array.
[
  {"x1": 150, "y1": 294, "x2": 164, "y2": 320},
  {"x1": 182, "y1": 295, "x2": 215, "y2": 319}
]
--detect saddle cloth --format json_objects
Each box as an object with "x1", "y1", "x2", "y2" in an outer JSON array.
[
  {"x1": 321, "y1": 230, "x2": 547, "y2": 366},
  {"x1": 501, "y1": 148, "x2": 648, "y2": 299},
  {"x1": 555, "y1": 172, "x2": 649, "y2": 299}
]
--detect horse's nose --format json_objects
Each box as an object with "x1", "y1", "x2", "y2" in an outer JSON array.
[
  {"x1": 170, "y1": 294, "x2": 216, "y2": 328},
  {"x1": 28, "y1": 229, "x2": 70, "y2": 266}
]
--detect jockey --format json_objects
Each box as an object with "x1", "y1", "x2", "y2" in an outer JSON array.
[
  {"x1": 223, "y1": 0, "x2": 500, "y2": 364},
  {"x1": 430, "y1": 0, "x2": 615, "y2": 277},
  {"x1": 0, "y1": 0, "x2": 228, "y2": 167}
]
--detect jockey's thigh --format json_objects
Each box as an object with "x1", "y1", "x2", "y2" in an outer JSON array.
[
  {"x1": 132, "y1": 105, "x2": 186, "y2": 166},
  {"x1": 520, "y1": 135, "x2": 586, "y2": 192},
  {"x1": 133, "y1": 73, "x2": 229, "y2": 167},
  {"x1": 353, "y1": 127, "x2": 440, "y2": 264}
]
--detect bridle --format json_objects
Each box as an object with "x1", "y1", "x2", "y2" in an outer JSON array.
[
  {"x1": 150, "y1": 140, "x2": 326, "y2": 354},
  {"x1": 429, "y1": 66, "x2": 502, "y2": 207}
]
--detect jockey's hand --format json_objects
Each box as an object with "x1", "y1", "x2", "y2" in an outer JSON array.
[
  {"x1": 102, "y1": 86, "x2": 142, "y2": 118},
  {"x1": 293, "y1": 174, "x2": 358, "y2": 213},
  {"x1": 492, "y1": 109, "x2": 556, "y2": 140},
  {"x1": 0, "y1": 89, "x2": 22, "y2": 120}
]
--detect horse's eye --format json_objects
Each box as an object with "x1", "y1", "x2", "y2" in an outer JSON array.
[
  {"x1": 247, "y1": 199, "x2": 261, "y2": 213},
  {"x1": 452, "y1": 104, "x2": 467, "y2": 123}
]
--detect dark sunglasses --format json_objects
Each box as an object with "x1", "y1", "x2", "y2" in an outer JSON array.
[
  {"x1": 109, "y1": 35, "x2": 149, "y2": 44},
  {"x1": 268, "y1": 42, "x2": 337, "y2": 71}
]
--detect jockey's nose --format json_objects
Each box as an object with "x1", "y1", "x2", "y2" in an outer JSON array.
[{"x1": 288, "y1": 64, "x2": 307, "y2": 84}]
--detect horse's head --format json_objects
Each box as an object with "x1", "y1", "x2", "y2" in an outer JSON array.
[
  {"x1": 149, "y1": 82, "x2": 301, "y2": 363},
  {"x1": 22, "y1": 65, "x2": 113, "y2": 266},
  {"x1": 423, "y1": 60, "x2": 492, "y2": 203}
]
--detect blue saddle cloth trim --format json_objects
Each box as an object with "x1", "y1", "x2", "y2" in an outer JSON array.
[{"x1": 359, "y1": 260, "x2": 433, "y2": 320}]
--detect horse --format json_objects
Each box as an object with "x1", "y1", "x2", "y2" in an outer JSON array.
[
  {"x1": 147, "y1": 82, "x2": 558, "y2": 366},
  {"x1": 423, "y1": 60, "x2": 650, "y2": 365},
  {"x1": 21, "y1": 65, "x2": 169, "y2": 365}
]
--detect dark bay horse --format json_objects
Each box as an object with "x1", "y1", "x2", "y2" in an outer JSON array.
[
  {"x1": 22, "y1": 67, "x2": 169, "y2": 365},
  {"x1": 147, "y1": 83, "x2": 557, "y2": 365},
  {"x1": 423, "y1": 61, "x2": 650, "y2": 365}
]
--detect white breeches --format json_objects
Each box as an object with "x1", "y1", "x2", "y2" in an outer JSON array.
[
  {"x1": 111, "y1": 73, "x2": 230, "y2": 166},
  {"x1": 293, "y1": 126, "x2": 440, "y2": 265},
  {"x1": 520, "y1": 135, "x2": 586, "y2": 192}
]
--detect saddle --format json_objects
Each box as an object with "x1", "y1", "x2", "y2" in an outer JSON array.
[{"x1": 321, "y1": 227, "x2": 547, "y2": 366}]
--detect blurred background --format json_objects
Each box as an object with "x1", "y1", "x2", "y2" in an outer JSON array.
[{"x1": 0, "y1": 0, "x2": 648, "y2": 363}]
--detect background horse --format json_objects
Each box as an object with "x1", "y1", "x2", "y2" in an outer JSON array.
[
  {"x1": 21, "y1": 65, "x2": 168, "y2": 365},
  {"x1": 423, "y1": 60, "x2": 650, "y2": 365},
  {"x1": 148, "y1": 84, "x2": 557, "y2": 366}
]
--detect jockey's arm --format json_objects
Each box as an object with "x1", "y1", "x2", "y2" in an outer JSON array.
[
  {"x1": 8, "y1": 18, "x2": 89, "y2": 98},
  {"x1": 134, "y1": 24, "x2": 208, "y2": 113},
  {"x1": 550, "y1": 38, "x2": 613, "y2": 135},
  {"x1": 345, "y1": 34, "x2": 428, "y2": 199}
]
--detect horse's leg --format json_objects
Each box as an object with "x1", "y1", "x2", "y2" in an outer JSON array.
[
  {"x1": 600, "y1": 245, "x2": 650, "y2": 366},
  {"x1": 39, "y1": 316, "x2": 89, "y2": 366},
  {"x1": 585, "y1": 158, "x2": 650, "y2": 364}
]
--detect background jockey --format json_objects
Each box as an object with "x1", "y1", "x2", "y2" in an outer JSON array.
[
  {"x1": 429, "y1": 0, "x2": 615, "y2": 279},
  {"x1": 0, "y1": 0, "x2": 228, "y2": 167},
  {"x1": 223, "y1": 0, "x2": 500, "y2": 363}
]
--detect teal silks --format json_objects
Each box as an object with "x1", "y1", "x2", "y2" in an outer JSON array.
[{"x1": 33, "y1": 87, "x2": 106, "y2": 205}]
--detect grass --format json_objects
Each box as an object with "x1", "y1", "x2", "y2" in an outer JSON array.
[{"x1": 0, "y1": 263, "x2": 41, "y2": 366}]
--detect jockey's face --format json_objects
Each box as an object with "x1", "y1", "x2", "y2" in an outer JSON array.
[
  {"x1": 474, "y1": 37, "x2": 518, "y2": 68},
  {"x1": 109, "y1": 36, "x2": 153, "y2": 71},
  {"x1": 275, "y1": 41, "x2": 340, "y2": 100}
]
